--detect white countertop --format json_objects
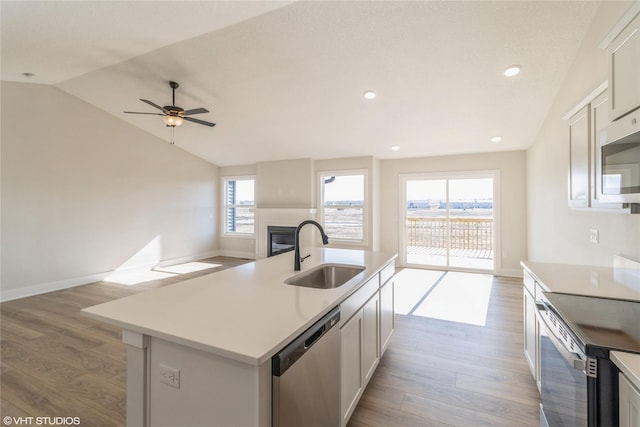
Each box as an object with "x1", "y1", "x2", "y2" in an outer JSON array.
[
  {"x1": 521, "y1": 261, "x2": 640, "y2": 302},
  {"x1": 611, "y1": 351, "x2": 640, "y2": 391},
  {"x1": 82, "y1": 248, "x2": 396, "y2": 366}
]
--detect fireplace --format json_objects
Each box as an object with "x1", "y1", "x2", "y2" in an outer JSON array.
[{"x1": 267, "y1": 226, "x2": 296, "y2": 257}]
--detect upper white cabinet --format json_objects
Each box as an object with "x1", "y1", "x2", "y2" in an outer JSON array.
[
  {"x1": 604, "y1": 7, "x2": 640, "y2": 120},
  {"x1": 566, "y1": 87, "x2": 627, "y2": 211},
  {"x1": 568, "y1": 105, "x2": 590, "y2": 208},
  {"x1": 589, "y1": 90, "x2": 608, "y2": 208}
]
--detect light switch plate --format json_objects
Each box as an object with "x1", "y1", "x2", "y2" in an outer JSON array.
[{"x1": 589, "y1": 229, "x2": 599, "y2": 244}]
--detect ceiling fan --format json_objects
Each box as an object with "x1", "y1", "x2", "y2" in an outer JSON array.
[{"x1": 124, "y1": 81, "x2": 216, "y2": 129}]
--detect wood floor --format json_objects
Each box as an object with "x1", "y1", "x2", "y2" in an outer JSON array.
[
  {"x1": 1, "y1": 261, "x2": 539, "y2": 426},
  {"x1": 347, "y1": 271, "x2": 540, "y2": 427}
]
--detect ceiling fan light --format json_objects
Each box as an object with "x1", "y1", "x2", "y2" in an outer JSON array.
[{"x1": 163, "y1": 115, "x2": 184, "y2": 127}]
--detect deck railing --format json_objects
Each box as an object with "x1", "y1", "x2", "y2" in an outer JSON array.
[{"x1": 407, "y1": 217, "x2": 493, "y2": 251}]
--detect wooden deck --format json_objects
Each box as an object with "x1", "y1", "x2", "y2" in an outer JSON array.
[
  {"x1": 407, "y1": 217, "x2": 494, "y2": 255},
  {"x1": 407, "y1": 246, "x2": 494, "y2": 260}
]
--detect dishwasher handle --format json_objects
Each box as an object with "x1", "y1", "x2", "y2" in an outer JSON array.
[
  {"x1": 305, "y1": 325, "x2": 325, "y2": 349},
  {"x1": 272, "y1": 306, "x2": 340, "y2": 377}
]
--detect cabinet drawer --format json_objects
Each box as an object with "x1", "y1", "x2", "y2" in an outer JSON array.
[
  {"x1": 340, "y1": 275, "x2": 379, "y2": 327},
  {"x1": 523, "y1": 270, "x2": 536, "y2": 295},
  {"x1": 380, "y1": 262, "x2": 395, "y2": 286}
]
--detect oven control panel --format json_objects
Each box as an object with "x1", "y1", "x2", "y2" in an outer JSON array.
[{"x1": 543, "y1": 308, "x2": 580, "y2": 354}]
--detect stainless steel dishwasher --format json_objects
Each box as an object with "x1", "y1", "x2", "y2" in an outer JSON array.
[{"x1": 272, "y1": 306, "x2": 341, "y2": 427}]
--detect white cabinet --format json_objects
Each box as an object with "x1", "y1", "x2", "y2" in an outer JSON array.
[
  {"x1": 340, "y1": 292, "x2": 378, "y2": 427},
  {"x1": 568, "y1": 105, "x2": 590, "y2": 208},
  {"x1": 340, "y1": 309, "x2": 363, "y2": 426},
  {"x1": 340, "y1": 274, "x2": 379, "y2": 426},
  {"x1": 619, "y1": 372, "x2": 640, "y2": 427},
  {"x1": 339, "y1": 260, "x2": 395, "y2": 427},
  {"x1": 566, "y1": 88, "x2": 626, "y2": 211},
  {"x1": 523, "y1": 270, "x2": 540, "y2": 393},
  {"x1": 590, "y1": 90, "x2": 620, "y2": 208},
  {"x1": 379, "y1": 277, "x2": 394, "y2": 355},
  {"x1": 607, "y1": 11, "x2": 640, "y2": 121},
  {"x1": 362, "y1": 292, "x2": 379, "y2": 385}
]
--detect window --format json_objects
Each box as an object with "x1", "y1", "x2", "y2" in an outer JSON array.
[
  {"x1": 223, "y1": 177, "x2": 255, "y2": 235},
  {"x1": 320, "y1": 172, "x2": 365, "y2": 242}
]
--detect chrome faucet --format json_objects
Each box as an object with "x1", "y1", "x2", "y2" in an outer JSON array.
[{"x1": 294, "y1": 220, "x2": 329, "y2": 271}]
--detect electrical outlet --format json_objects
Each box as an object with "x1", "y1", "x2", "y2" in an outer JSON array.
[
  {"x1": 590, "y1": 229, "x2": 599, "y2": 244},
  {"x1": 159, "y1": 364, "x2": 180, "y2": 388}
]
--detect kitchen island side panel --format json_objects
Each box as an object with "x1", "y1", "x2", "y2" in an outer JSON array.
[{"x1": 148, "y1": 337, "x2": 271, "y2": 427}]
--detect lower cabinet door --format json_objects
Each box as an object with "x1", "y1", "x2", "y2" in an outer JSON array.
[
  {"x1": 619, "y1": 373, "x2": 640, "y2": 427},
  {"x1": 523, "y1": 288, "x2": 537, "y2": 380},
  {"x1": 340, "y1": 310, "x2": 363, "y2": 426},
  {"x1": 380, "y1": 279, "x2": 394, "y2": 355},
  {"x1": 362, "y1": 292, "x2": 379, "y2": 385}
]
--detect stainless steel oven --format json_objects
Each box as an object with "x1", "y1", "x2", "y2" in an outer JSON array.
[
  {"x1": 537, "y1": 300, "x2": 589, "y2": 426},
  {"x1": 536, "y1": 292, "x2": 640, "y2": 427}
]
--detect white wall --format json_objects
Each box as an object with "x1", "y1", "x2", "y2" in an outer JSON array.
[
  {"x1": 527, "y1": 0, "x2": 640, "y2": 267},
  {"x1": 380, "y1": 151, "x2": 528, "y2": 277},
  {"x1": 256, "y1": 158, "x2": 314, "y2": 208},
  {"x1": 220, "y1": 153, "x2": 526, "y2": 273},
  {"x1": 1, "y1": 82, "x2": 219, "y2": 300},
  {"x1": 219, "y1": 156, "x2": 382, "y2": 257}
]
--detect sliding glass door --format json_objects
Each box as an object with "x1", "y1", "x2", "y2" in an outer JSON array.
[{"x1": 401, "y1": 172, "x2": 497, "y2": 273}]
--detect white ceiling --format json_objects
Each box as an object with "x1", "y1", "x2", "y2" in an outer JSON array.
[{"x1": 1, "y1": 1, "x2": 601, "y2": 167}]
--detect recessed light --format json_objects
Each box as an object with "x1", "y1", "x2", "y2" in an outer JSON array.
[
  {"x1": 391, "y1": 145, "x2": 400, "y2": 151},
  {"x1": 490, "y1": 136, "x2": 503, "y2": 143},
  {"x1": 363, "y1": 90, "x2": 377, "y2": 100},
  {"x1": 503, "y1": 65, "x2": 521, "y2": 77}
]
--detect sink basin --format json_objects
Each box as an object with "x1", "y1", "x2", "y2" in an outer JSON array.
[{"x1": 285, "y1": 264, "x2": 365, "y2": 289}]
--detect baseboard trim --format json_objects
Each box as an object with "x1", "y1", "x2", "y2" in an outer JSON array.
[
  {"x1": 216, "y1": 250, "x2": 256, "y2": 260},
  {"x1": 0, "y1": 250, "x2": 228, "y2": 302},
  {"x1": 155, "y1": 250, "x2": 222, "y2": 267},
  {"x1": 1, "y1": 272, "x2": 111, "y2": 302},
  {"x1": 499, "y1": 268, "x2": 523, "y2": 278}
]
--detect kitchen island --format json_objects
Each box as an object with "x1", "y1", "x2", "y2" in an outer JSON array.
[{"x1": 82, "y1": 248, "x2": 396, "y2": 427}]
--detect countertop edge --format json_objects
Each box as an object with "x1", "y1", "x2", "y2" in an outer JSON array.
[
  {"x1": 520, "y1": 261, "x2": 548, "y2": 292},
  {"x1": 81, "y1": 310, "x2": 263, "y2": 366},
  {"x1": 519, "y1": 260, "x2": 640, "y2": 301},
  {"x1": 81, "y1": 249, "x2": 398, "y2": 366}
]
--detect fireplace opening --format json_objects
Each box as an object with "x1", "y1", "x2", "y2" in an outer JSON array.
[{"x1": 267, "y1": 226, "x2": 297, "y2": 257}]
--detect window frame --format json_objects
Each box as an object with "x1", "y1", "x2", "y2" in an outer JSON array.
[
  {"x1": 318, "y1": 169, "x2": 368, "y2": 245},
  {"x1": 222, "y1": 175, "x2": 256, "y2": 238}
]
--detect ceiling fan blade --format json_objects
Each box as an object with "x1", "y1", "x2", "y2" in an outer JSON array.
[
  {"x1": 124, "y1": 111, "x2": 164, "y2": 115},
  {"x1": 184, "y1": 116, "x2": 216, "y2": 127},
  {"x1": 140, "y1": 99, "x2": 167, "y2": 113},
  {"x1": 183, "y1": 107, "x2": 209, "y2": 116}
]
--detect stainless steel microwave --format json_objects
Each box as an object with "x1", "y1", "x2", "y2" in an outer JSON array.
[{"x1": 599, "y1": 108, "x2": 640, "y2": 204}]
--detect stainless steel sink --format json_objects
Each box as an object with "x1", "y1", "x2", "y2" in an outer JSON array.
[{"x1": 285, "y1": 264, "x2": 365, "y2": 289}]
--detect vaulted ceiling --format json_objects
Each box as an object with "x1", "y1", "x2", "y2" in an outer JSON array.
[{"x1": 1, "y1": 1, "x2": 601, "y2": 166}]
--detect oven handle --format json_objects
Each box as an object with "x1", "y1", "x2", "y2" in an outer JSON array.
[{"x1": 536, "y1": 306, "x2": 586, "y2": 372}]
